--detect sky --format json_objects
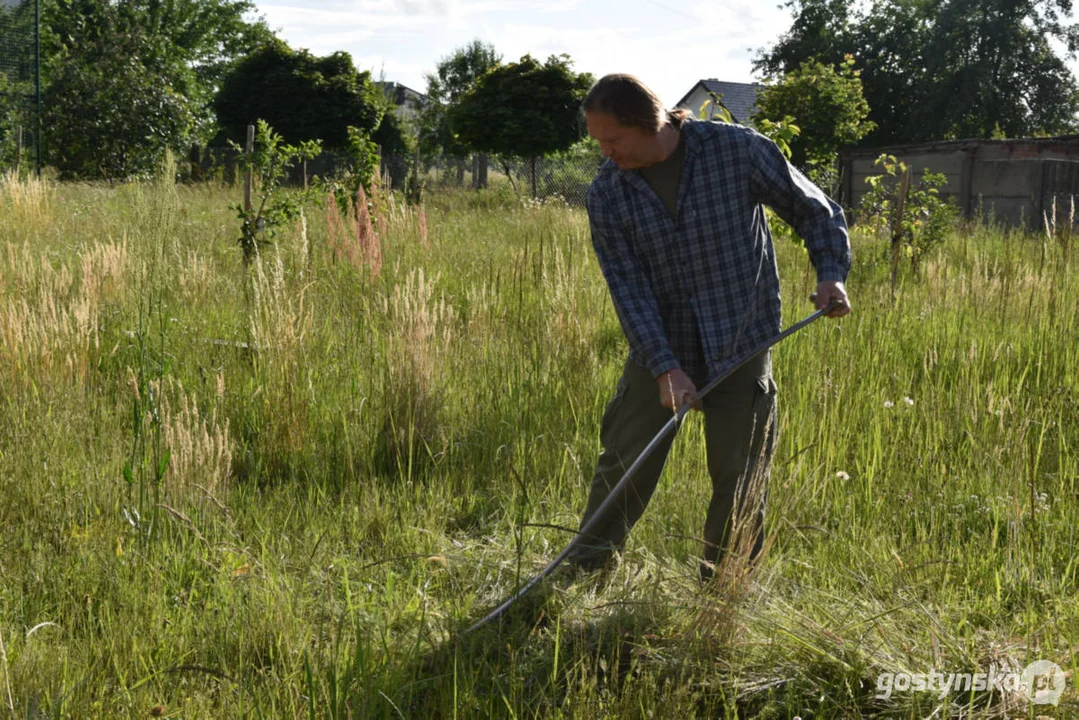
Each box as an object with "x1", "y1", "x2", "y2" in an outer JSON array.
[{"x1": 250, "y1": 0, "x2": 793, "y2": 108}]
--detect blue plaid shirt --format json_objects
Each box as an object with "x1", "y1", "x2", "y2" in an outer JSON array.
[{"x1": 587, "y1": 118, "x2": 852, "y2": 382}]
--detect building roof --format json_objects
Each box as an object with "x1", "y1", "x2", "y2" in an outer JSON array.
[
  {"x1": 375, "y1": 81, "x2": 428, "y2": 108},
  {"x1": 839, "y1": 134, "x2": 1079, "y2": 158},
  {"x1": 675, "y1": 80, "x2": 764, "y2": 124}
]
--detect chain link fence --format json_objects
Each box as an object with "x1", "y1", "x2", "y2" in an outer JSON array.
[
  {"x1": 0, "y1": 0, "x2": 41, "y2": 175},
  {"x1": 399, "y1": 152, "x2": 603, "y2": 206},
  {"x1": 187, "y1": 147, "x2": 603, "y2": 207}
]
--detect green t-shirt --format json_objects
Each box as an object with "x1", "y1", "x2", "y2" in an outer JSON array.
[{"x1": 638, "y1": 130, "x2": 685, "y2": 221}]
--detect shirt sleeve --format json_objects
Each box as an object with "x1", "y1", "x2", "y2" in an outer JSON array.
[
  {"x1": 587, "y1": 184, "x2": 680, "y2": 378},
  {"x1": 747, "y1": 129, "x2": 852, "y2": 283}
]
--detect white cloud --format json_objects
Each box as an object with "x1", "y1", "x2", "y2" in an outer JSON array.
[
  {"x1": 353, "y1": 56, "x2": 429, "y2": 79},
  {"x1": 248, "y1": 0, "x2": 1079, "y2": 113},
  {"x1": 489, "y1": 20, "x2": 767, "y2": 105},
  {"x1": 394, "y1": 0, "x2": 454, "y2": 15},
  {"x1": 257, "y1": 2, "x2": 451, "y2": 51}
]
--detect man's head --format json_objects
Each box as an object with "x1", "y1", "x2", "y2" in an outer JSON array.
[{"x1": 583, "y1": 74, "x2": 688, "y2": 169}]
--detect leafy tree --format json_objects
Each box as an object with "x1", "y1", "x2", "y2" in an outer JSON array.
[
  {"x1": 846, "y1": 0, "x2": 934, "y2": 144},
  {"x1": 756, "y1": 0, "x2": 1079, "y2": 144},
  {"x1": 20, "y1": 0, "x2": 274, "y2": 178},
  {"x1": 916, "y1": 0, "x2": 1079, "y2": 139},
  {"x1": 426, "y1": 39, "x2": 502, "y2": 107},
  {"x1": 230, "y1": 119, "x2": 321, "y2": 263},
  {"x1": 0, "y1": 1, "x2": 37, "y2": 170},
  {"x1": 857, "y1": 154, "x2": 958, "y2": 289},
  {"x1": 419, "y1": 39, "x2": 501, "y2": 157},
  {"x1": 214, "y1": 40, "x2": 383, "y2": 151},
  {"x1": 42, "y1": 8, "x2": 194, "y2": 179},
  {"x1": 45, "y1": 0, "x2": 273, "y2": 141},
  {"x1": 449, "y1": 54, "x2": 593, "y2": 158},
  {"x1": 418, "y1": 39, "x2": 501, "y2": 187},
  {"x1": 753, "y1": 55, "x2": 875, "y2": 177},
  {"x1": 755, "y1": 0, "x2": 854, "y2": 77}
]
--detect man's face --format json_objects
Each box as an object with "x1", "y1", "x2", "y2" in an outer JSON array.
[{"x1": 586, "y1": 111, "x2": 656, "y2": 169}]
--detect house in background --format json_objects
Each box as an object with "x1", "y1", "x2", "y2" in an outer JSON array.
[
  {"x1": 375, "y1": 81, "x2": 429, "y2": 123},
  {"x1": 674, "y1": 80, "x2": 764, "y2": 126}
]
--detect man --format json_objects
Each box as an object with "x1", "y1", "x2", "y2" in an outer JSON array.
[{"x1": 568, "y1": 74, "x2": 852, "y2": 580}]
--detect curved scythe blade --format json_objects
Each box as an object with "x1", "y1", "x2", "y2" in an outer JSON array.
[{"x1": 462, "y1": 302, "x2": 837, "y2": 636}]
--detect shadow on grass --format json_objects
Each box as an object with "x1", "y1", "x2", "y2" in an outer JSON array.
[{"x1": 354, "y1": 578, "x2": 680, "y2": 717}]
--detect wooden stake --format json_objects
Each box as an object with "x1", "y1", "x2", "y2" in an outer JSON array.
[
  {"x1": 244, "y1": 124, "x2": 254, "y2": 214},
  {"x1": 890, "y1": 167, "x2": 911, "y2": 299}
]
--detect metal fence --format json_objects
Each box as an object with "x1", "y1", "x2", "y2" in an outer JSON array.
[
  {"x1": 404, "y1": 152, "x2": 604, "y2": 206},
  {"x1": 185, "y1": 148, "x2": 602, "y2": 206},
  {"x1": 0, "y1": 0, "x2": 41, "y2": 175}
]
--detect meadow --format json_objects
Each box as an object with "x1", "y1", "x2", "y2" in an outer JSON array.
[{"x1": 0, "y1": 169, "x2": 1076, "y2": 718}]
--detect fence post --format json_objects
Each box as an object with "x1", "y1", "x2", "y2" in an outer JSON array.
[
  {"x1": 244, "y1": 124, "x2": 254, "y2": 214},
  {"x1": 530, "y1": 156, "x2": 537, "y2": 199},
  {"x1": 34, "y1": 0, "x2": 42, "y2": 177},
  {"x1": 15, "y1": 126, "x2": 22, "y2": 176}
]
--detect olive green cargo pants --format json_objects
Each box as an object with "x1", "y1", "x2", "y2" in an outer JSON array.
[{"x1": 569, "y1": 351, "x2": 777, "y2": 576}]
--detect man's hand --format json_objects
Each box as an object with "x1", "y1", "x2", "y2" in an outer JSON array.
[
  {"x1": 658, "y1": 367, "x2": 701, "y2": 413},
  {"x1": 814, "y1": 280, "x2": 852, "y2": 318}
]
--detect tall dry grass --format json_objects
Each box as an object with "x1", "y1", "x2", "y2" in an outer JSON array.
[{"x1": 0, "y1": 173, "x2": 1076, "y2": 716}]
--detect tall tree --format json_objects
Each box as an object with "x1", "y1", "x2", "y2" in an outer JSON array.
[
  {"x1": 419, "y1": 39, "x2": 501, "y2": 160},
  {"x1": 756, "y1": 0, "x2": 854, "y2": 77},
  {"x1": 915, "y1": 0, "x2": 1079, "y2": 138},
  {"x1": 45, "y1": 0, "x2": 273, "y2": 140},
  {"x1": 449, "y1": 54, "x2": 593, "y2": 158},
  {"x1": 214, "y1": 40, "x2": 383, "y2": 150},
  {"x1": 0, "y1": 1, "x2": 37, "y2": 168},
  {"x1": 43, "y1": 8, "x2": 194, "y2": 179},
  {"x1": 756, "y1": 0, "x2": 1079, "y2": 144}
]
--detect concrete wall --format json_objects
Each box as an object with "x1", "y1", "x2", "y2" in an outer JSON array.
[
  {"x1": 846, "y1": 150, "x2": 969, "y2": 210},
  {"x1": 968, "y1": 160, "x2": 1042, "y2": 227},
  {"x1": 838, "y1": 136, "x2": 1079, "y2": 229}
]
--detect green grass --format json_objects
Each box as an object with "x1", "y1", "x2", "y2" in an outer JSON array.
[{"x1": 0, "y1": 171, "x2": 1076, "y2": 718}]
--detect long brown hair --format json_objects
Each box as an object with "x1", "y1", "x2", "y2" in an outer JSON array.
[{"x1": 582, "y1": 74, "x2": 691, "y2": 132}]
